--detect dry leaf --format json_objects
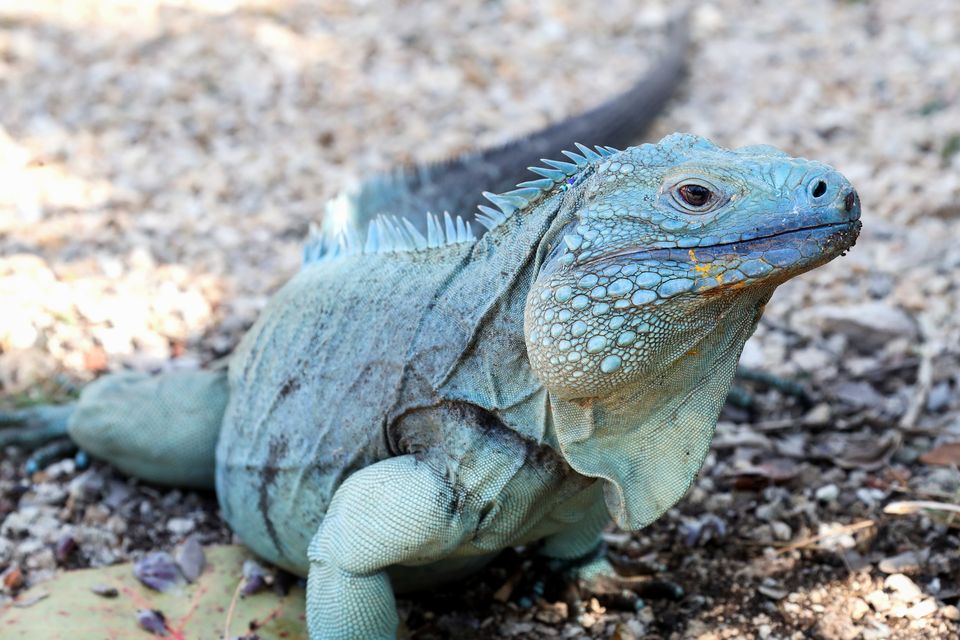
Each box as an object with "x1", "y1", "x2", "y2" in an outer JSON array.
[
  {"x1": 0, "y1": 545, "x2": 305, "y2": 639},
  {"x1": 919, "y1": 442, "x2": 960, "y2": 466},
  {"x1": 728, "y1": 459, "x2": 800, "y2": 490}
]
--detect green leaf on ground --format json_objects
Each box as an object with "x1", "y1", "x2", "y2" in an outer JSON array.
[{"x1": 0, "y1": 545, "x2": 305, "y2": 639}]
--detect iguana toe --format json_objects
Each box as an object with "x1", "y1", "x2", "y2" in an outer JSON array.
[{"x1": 0, "y1": 404, "x2": 75, "y2": 449}]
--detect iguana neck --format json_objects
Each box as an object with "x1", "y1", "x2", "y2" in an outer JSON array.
[
  {"x1": 435, "y1": 195, "x2": 570, "y2": 443},
  {"x1": 547, "y1": 287, "x2": 773, "y2": 531}
]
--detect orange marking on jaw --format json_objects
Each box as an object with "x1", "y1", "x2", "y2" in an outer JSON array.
[{"x1": 689, "y1": 249, "x2": 718, "y2": 276}]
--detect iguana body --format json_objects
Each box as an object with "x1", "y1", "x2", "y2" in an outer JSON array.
[{"x1": 0, "y1": 51, "x2": 862, "y2": 640}]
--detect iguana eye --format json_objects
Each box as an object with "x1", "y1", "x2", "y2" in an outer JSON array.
[{"x1": 675, "y1": 184, "x2": 714, "y2": 209}]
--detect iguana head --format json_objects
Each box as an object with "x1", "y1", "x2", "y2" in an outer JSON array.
[
  {"x1": 525, "y1": 132, "x2": 860, "y2": 399},
  {"x1": 521, "y1": 133, "x2": 860, "y2": 529}
]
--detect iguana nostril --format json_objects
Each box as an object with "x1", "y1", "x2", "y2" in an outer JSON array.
[
  {"x1": 811, "y1": 179, "x2": 828, "y2": 199},
  {"x1": 844, "y1": 190, "x2": 857, "y2": 212}
]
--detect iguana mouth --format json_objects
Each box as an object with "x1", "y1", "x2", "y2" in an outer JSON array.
[
  {"x1": 697, "y1": 220, "x2": 859, "y2": 249},
  {"x1": 589, "y1": 220, "x2": 860, "y2": 266}
]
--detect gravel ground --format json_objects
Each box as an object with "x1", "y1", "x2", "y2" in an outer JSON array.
[{"x1": 2, "y1": 1, "x2": 960, "y2": 638}]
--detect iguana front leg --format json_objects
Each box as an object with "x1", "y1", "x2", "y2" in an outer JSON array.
[{"x1": 306, "y1": 455, "x2": 477, "y2": 640}]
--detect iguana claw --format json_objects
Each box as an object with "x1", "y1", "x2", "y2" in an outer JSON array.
[{"x1": 24, "y1": 440, "x2": 83, "y2": 474}]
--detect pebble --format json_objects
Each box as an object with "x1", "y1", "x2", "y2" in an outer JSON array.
[
  {"x1": 809, "y1": 303, "x2": 918, "y2": 352},
  {"x1": 174, "y1": 536, "x2": 206, "y2": 583},
  {"x1": 42, "y1": 460, "x2": 76, "y2": 480},
  {"x1": 815, "y1": 484, "x2": 839, "y2": 503},
  {"x1": 830, "y1": 382, "x2": 888, "y2": 411},
  {"x1": 865, "y1": 590, "x2": 891, "y2": 613},
  {"x1": 923, "y1": 468, "x2": 960, "y2": 494},
  {"x1": 757, "y1": 584, "x2": 788, "y2": 600},
  {"x1": 610, "y1": 622, "x2": 640, "y2": 640},
  {"x1": 861, "y1": 622, "x2": 892, "y2": 640},
  {"x1": 21, "y1": 483, "x2": 67, "y2": 507},
  {"x1": 878, "y1": 549, "x2": 928, "y2": 574},
  {"x1": 2, "y1": 505, "x2": 61, "y2": 542},
  {"x1": 849, "y1": 597, "x2": 870, "y2": 621},
  {"x1": 884, "y1": 574, "x2": 924, "y2": 604},
  {"x1": 755, "y1": 503, "x2": 781, "y2": 523},
  {"x1": 535, "y1": 602, "x2": 568, "y2": 625},
  {"x1": 855, "y1": 488, "x2": 887, "y2": 508},
  {"x1": 927, "y1": 382, "x2": 953, "y2": 413},
  {"x1": 166, "y1": 517, "x2": 196, "y2": 537},
  {"x1": 770, "y1": 521, "x2": 792, "y2": 541},
  {"x1": 1, "y1": 564, "x2": 23, "y2": 592},
  {"x1": 802, "y1": 403, "x2": 832, "y2": 426},
  {"x1": 68, "y1": 469, "x2": 106, "y2": 502},
  {"x1": 906, "y1": 598, "x2": 939, "y2": 620},
  {"x1": 24, "y1": 548, "x2": 56, "y2": 572},
  {"x1": 91, "y1": 583, "x2": 119, "y2": 598}
]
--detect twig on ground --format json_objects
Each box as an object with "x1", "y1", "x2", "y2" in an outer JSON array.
[
  {"x1": 899, "y1": 339, "x2": 935, "y2": 431},
  {"x1": 884, "y1": 500, "x2": 960, "y2": 516},
  {"x1": 773, "y1": 519, "x2": 876, "y2": 556},
  {"x1": 222, "y1": 577, "x2": 244, "y2": 640}
]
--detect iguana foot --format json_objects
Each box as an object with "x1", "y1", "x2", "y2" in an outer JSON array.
[
  {"x1": 545, "y1": 542, "x2": 617, "y2": 585},
  {"x1": 541, "y1": 542, "x2": 685, "y2": 615},
  {"x1": 536, "y1": 541, "x2": 628, "y2": 604}
]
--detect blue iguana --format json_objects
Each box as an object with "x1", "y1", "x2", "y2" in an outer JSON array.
[{"x1": 0, "y1": 40, "x2": 862, "y2": 640}]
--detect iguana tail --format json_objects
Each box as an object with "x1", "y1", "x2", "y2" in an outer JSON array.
[{"x1": 324, "y1": 14, "x2": 689, "y2": 236}]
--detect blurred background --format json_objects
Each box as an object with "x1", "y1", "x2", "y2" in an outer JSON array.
[{"x1": 1, "y1": 1, "x2": 959, "y2": 638}]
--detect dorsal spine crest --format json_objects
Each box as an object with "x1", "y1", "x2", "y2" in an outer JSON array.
[{"x1": 304, "y1": 143, "x2": 617, "y2": 264}]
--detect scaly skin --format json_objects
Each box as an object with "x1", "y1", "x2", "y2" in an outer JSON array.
[
  {"x1": 0, "y1": 134, "x2": 860, "y2": 639},
  {"x1": 224, "y1": 134, "x2": 859, "y2": 639}
]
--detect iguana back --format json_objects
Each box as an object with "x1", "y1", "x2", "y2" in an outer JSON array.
[{"x1": 218, "y1": 244, "x2": 477, "y2": 572}]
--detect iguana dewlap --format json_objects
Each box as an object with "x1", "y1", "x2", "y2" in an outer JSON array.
[{"x1": 4, "y1": 129, "x2": 861, "y2": 639}]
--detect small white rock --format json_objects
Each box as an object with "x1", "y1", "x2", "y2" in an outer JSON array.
[
  {"x1": 166, "y1": 517, "x2": 196, "y2": 537},
  {"x1": 815, "y1": 484, "x2": 839, "y2": 503},
  {"x1": 906, "y1": 598, "x2": 938, "y2": 620},
  {"x1": 770, "y1": 521, "x2": 792, "y2": 541},
  {"x1": 849, "y1": 597, "x2": 870, "y2": 621},
  {"x1": 865, "y1": 589, "x2": 891, "y2": 612},
  {"x1": 884, "y1": 573, "x2": 924, "y2": 603},
  {"x1": 809, "y1": 302, "x2": 918, "y2": 351},
  {"x1": 878, "y1": 549, "x2": 927, "y2": 574}
]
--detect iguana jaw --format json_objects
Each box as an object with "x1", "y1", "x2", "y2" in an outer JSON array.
[{"x1": 548, "y1": 287, "x2": 772, "y2": 531}]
